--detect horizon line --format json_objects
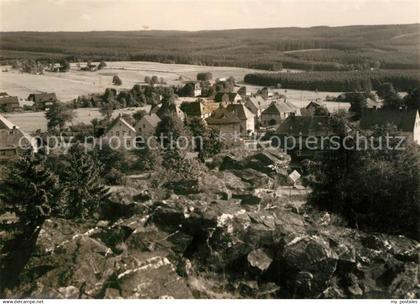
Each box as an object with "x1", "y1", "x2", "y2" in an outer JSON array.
[{"x1": 1, "y1": 22, "x2": 419, "y2": 33}]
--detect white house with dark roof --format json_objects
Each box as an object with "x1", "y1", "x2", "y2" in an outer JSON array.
[
  {"x1": 0, "y1": 114, "x2": 37, "y2": 158},
  {"x1": 135, "y1": 113, "x2": 161, "y2": 137},
  {"x1": 103, "y1": 115, "x2": 137, "y2": 148},
  {"x1": 261, "y1": 100, "x2": 299, "y2": 126}
]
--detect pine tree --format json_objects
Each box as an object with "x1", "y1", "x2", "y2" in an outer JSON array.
[
  {"x1": 63, "y1": 148, "x2": 110, "y2": 220},
  {"x1": 0, "y1": 154, "x2": 64, "y2": 232}
]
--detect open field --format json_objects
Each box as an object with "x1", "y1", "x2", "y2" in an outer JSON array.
[
  {"x1": 0, "y1": 61, "x2": 274, "y2": 102},
  {"x1": 4, "y1": 106, "x2": 151, "y2": 133}
]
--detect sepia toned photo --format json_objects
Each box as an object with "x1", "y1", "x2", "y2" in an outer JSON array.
[{"x1": 0, "y1": 0, "x2": 419, "y2": 301}]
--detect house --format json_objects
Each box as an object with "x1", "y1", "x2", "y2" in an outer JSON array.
[
  {"x1": 360, "y1": 109, "x2": 420, "y2": 144},
  {"x1": 134, "y1": 114, "x2": 161, "y2": 138},
  {"x1": 181, "y1": 100, "x2": 218, "y2": 120},
  {"x1": 261, "y1": 100, "x2": 299, "y2": 126},
  {"x1": 152, "y1": 102, "x2": 185, "y2": 121},
  {"x1": 226, "y1": 102, "x2": 255, "y2": 135},
  {"x1": 27, "y1": 92, "x2": 57, "y2": 111},
  {"x1": 0, "y1": 114, "x2": 37, "y2": 158},
  {"x1": 258, "y1": 87, "x2": 273, "y2": 99},
  {"x1": 276, "y1": 115, "x2": 336, "y2": 160},
  {"x1": 365, "y1": 97, "x2": 383, "y2": 109},
  {"x1": 47, "y1": 63, "x2": 63, "y2": 72},
  {"x1": 337, "y1": 92, "x2": 382, "y2": 109},
  {"x1": 244, "y1": 95, "x2": 264, "y2": 117},
  {"x1": 301, "y1": 100, "x2": 328, "y2": 116},
  {"x1": 214, "y1": 92, "x2": 241, "y2": 103},
  {"x1": 206, "y1": 105, "x2": 241, "y2": 139},
  {"x1": 103, "y1": 115, "x2": 137, "y2": 148},
  {"x1": 181, "y1": 81, "x2": 202, "y2": 97},
  {"x1": 81, "y1": 63, "x2": 98, "y2": 72},
  {"x1": 237, "y1": 86, "x2": 251, "y2": 97},
  {"x1": 0, "y1": 94, "x2": 20, "y2": 112}
]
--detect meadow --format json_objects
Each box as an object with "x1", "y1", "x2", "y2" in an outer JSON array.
[
  {"x1": 4, "y1": 106, "x2": 151, "y2": 133},
  {"x1": 0, "y1": 61, "x2": 270, "y2": 102}
]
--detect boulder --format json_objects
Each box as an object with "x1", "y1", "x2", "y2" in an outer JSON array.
[
  {"x1": 247, "y1": 248, "x2": 273, "y2": 271},
  {"x1": 280, "y1": 236, "x2": 338, "y2": 297},
  {"x1": 164, "y1": 179, "x2": 201, "y2": 195},
  {"x1": 246, "y1": 150, "x2": 290, "y2": 176},
  {"x1": 230, "y1": 168, "x2": 274, "y2": 189},
  {"x1": 220, "y1": 155, "x2": 247, "y2": 171},
  {"x1": 220, "y1": 171, "x2": 251, "y2": 194},
  {"x1": 117, "y1": 253, "x2": 192, "y2": 298}
]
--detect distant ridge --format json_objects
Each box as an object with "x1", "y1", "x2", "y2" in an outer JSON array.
[{"x1": 1, "y1": 24, "x2": 419, "y2": 71}]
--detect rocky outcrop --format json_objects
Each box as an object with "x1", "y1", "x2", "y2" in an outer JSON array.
[{"x1": 2, "y1": 171, "x2": 418, "y2": 299}]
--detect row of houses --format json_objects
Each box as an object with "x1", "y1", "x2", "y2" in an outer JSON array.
[
  {"x1": 275, "y1": 108, "x2": 420, "y2": 160},
  {"x1": 0, "y1": 92, "x2": 58, "y2": 113}
]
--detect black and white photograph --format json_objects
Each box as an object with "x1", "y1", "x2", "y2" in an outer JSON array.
[{"x1": 0, "y1": 0, "x2": 419, "y2": 302}]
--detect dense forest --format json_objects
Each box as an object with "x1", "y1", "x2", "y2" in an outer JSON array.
[
  {"x1": 244, "y1": 70, "x2": 420, "y2": 92},
  {"x1": 1, "y1": 24, "x2": 419, "y2": 71}
]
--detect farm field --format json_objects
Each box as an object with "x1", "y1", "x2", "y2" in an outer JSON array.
[
  {"x1": 4, "y1": 106, "x2": 151, "y2": 133},
  {"x1": 1, "y1": 61, "x2": 349, "y2": 133},
  {"x1": 0, "y1": 61, "x2": 276, "y2": 102}
]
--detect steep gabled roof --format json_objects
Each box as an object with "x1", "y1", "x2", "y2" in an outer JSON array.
[
  {"x1": 182, "y1": 101, "x2": 207, "y2": 116},
  {"x1": 0, "y1": 114, "x2": 37, "y2": 151},
  {"x1": 360, "y1": 109, "x2": 418, "y2": 132},
  {"x1": 214, "y1": 92, "x2": 239, "y2": 102},
  {"x1": 138, "y1": 113, "x2": 161, "y2": 128},
  {"x1": 206, "y1": 106, "x2": 241, "y2": 125},
  {"x1": 226, "y1": 102, "x2": 255, "y2": 120},
  {"x1": 183, "y1": 101, "x2": 220, "y2": 117},
  {"x1": 27, "y1": 92, "x2": 57, "y2": 103},
  {"x1": 0, "y1": 113, "x2": 16, "y2": 129},
  {"x1": 262, "y1": 100, "x2": 298, "y2": 115},
  {"x1": 245, "y1": 96, "x2": 264, "y2": 113},
  {"x1": 154, "y1": 102, "x2": 185, "y2": 120},
  {"x1": 277, "y1": 115, "x2": 334, "y2": 137},
  {"x1": 306, "y1": 100, "x2": 325, "y2": 109},
  {"x1": 0, "y1": 96, "x2": 19, "y2": 105},
  {"x1": 106, "y1": 116, "x2": 136, "y2": 133}
]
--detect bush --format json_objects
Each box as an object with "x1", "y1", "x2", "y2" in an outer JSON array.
[{"x1": 197, "y1": 72, "x2": 213, "y2": 81}]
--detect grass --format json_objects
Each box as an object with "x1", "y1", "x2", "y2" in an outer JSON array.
[
  {"x1": 0, "y1": 61, "x2": 270, "y2": 102},
  {"x1": 4, "y1": 106, "x2": 151, "y2": 133}
]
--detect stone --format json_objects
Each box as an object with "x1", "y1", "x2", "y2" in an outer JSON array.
[
  {"x1": 246, "y1": 150, "x2": 290, "y2": 176},
  {"x1": 230, "y1": 168, "x2": 274, "y2": 189},
  {"x1": 220, "y1": 155, "x2": 247, "y2": 171},
  {"x1": 117, "y1": 254, "x2": 192, "y2": 298},
  {"x1": 247, "y1": 248, "x2": 273, "y2": 271},
  {"x1": 281, "y1": 236, "x2": 338, "y2": 296}
]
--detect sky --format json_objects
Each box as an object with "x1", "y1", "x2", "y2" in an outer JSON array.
[{"x1": 0, "y1": 0, "x2": 419, "y2": 31}]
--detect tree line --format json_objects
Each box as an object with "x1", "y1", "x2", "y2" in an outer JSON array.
[{"x1": 244, "y1": 70, "x2": 420, "y2": 92}]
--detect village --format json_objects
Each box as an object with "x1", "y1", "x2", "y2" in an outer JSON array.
[
  {"x1": 1, "y1": 62, "x2": 419, "y2": 161},
  {"x1": 0, "y1": 58, "x2": 419, "y2": 299}
]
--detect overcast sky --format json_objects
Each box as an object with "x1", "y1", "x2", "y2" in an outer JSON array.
[{"x1": 0, "y1": 0, "x2": 419, "y2": 31}]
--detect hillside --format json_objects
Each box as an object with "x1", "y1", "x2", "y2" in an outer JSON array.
[{"x1": 1, "y1": 24, "x2": 420, "y2": 71}]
